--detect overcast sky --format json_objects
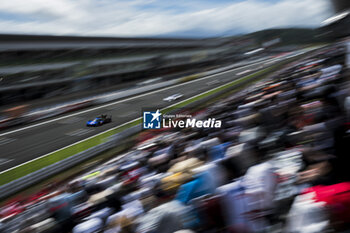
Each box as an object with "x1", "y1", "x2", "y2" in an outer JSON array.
[{"x1": 0, "y1": 0, "x2": 333, "y2": 38}]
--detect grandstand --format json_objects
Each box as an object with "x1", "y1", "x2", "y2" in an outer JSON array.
[{"x1": 0, "y1": 34, "x2": 245, "y2": 106}]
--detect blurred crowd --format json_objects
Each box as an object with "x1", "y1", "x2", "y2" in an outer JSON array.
[{"x1": 1, "y1": 43, "x2": 350, "y2": 233}]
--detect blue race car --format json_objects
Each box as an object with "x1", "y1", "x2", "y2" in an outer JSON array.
[{"x1": 86, "y1": 115, "x2": 112, "y2": 127}]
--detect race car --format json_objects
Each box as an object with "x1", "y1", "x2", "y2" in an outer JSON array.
[
  {"x1": 86, "y1": 115, "x2": 112, "y2": 127},
  {"x1": 163, "y1": 93, "x2": 183, "y2": 102}
]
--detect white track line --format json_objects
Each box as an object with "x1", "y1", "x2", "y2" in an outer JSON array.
[
  {"x1": 0, "y1": 58, "x2": 275, "y2": 137},
  {"x1": 236, "y1": 69, "x2": 252, "y2": 76},
  {"x1": 0, "y1": 159, "x2": 13, "y2": 166}
]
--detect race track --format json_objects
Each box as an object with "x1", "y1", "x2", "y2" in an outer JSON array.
[{"x1": 0, "y1": 53, "x2": 301, "y2": 172}]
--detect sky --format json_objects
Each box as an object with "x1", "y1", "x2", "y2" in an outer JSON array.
[{"x1": 0, "y1": 0, "x2": 333, "y2": 38}]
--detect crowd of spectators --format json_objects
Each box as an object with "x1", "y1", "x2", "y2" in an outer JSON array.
[{"x1": 1, "y1": 42, "x2": 350, "y2": 233}]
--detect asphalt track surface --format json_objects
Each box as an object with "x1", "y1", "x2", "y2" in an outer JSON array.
[{"x1": 0, "y1": 55, "x2": 294, "y2": 172}]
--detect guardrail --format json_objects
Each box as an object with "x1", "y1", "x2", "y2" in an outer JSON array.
[
  {"x1": 0, "y1": 125, "x2": 142, "y2": 199},
  {"x1": 0, "y1": 50, "x2": 316, "y2": 199}
]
